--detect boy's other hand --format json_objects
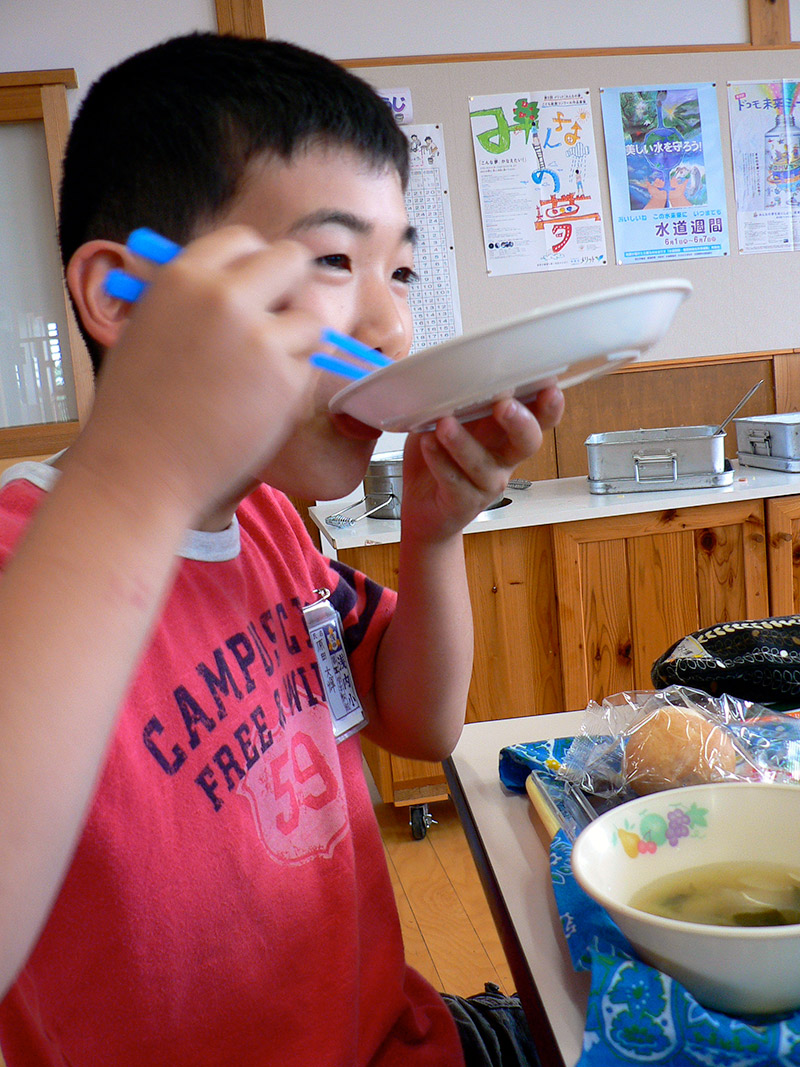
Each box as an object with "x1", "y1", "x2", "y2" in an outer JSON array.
[
  {"x1": 399, "y1": 386, "x2": 565, "y2": 542},
  {"x1": 76, "y1": 227, "x2": 321, "y2": 524}
]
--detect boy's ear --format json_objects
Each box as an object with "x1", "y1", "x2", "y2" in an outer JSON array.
[{"x1": 65, "y1": 240, "x2": 135, "y2": 349}]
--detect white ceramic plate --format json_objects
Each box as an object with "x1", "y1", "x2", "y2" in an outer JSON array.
[{"x1": 329, "y1": 279, "x2": 692, "y2": 432}]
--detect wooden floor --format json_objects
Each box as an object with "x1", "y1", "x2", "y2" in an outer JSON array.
[{"x1": 374, "y1": 797, "x2": 515, "y2": 998}]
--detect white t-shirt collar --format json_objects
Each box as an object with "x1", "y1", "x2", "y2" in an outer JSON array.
[{"x1": 0, "y1": 457, "x2": 241, "y2": 562}]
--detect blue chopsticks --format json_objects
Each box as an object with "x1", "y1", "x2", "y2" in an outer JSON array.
[{"x1": 103, "y1": 228, "x2": 392, "y2": 382}]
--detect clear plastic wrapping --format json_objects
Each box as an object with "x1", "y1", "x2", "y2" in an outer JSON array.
[{"x1": 557, "y1": 685, "x2": 800, "y2": 802}]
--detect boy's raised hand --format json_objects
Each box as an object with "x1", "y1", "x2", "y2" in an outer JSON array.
[
  {"x1": 399, "y1": 387, "x2": 565, "y2": 542},
  {"x1": 72, "y1": 226, "x2": 321, "y2": 525}
]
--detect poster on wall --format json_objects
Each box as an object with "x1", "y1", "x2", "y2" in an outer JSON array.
[
  {"x1": 468, "y1": 89, "x2": 607, "y2": 276},
  {"x1": 728, "y1": 80, "x2": 800, "y2": 254},
  {"x1": 378, "y1": 87, "x2": 413, "y2": 125},
  {"x1": 600, "y1": 83, "x2": 729, "y2": 264},
  {"x1": 402, "y1": 123, "x2": 463, "y2": 355}
]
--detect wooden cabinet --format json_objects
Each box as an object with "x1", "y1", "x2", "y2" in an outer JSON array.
[
  {"x1": 344, "y1": 496, "x2": 777, "y2": 807},
  {"x1": 552, "y1": 500, "x2": 769, "y2": 710},
  {"x1": 766, "y1": 495, "x2": 800, "y2": 614},
  {"x1": 340, "y1": 524, "x2": 564, "y2": 804}
]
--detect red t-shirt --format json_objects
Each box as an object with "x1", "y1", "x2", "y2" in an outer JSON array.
[{"x1": 0, "y1": 468, "x2": 464, "y2": 1067}]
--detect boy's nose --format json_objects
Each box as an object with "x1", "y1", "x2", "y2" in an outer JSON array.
[{"x1": 355, "y1": 282, "x2": 411, "y2": 361}]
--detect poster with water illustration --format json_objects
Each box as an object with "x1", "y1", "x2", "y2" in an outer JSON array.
[
  {"x1": 728, "y1": 80, "x2": 800, "y2": 254},
  {"x1": 601, "y1": 83, "x2": 729, "y2": 264},
  {"x1": 468, "y1": 90, "x2": 607, "y2": 275}
]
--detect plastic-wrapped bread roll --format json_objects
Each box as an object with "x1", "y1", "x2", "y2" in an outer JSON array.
[{"x1": 623, "y1": 705, "x2": 738, "y2": 795}]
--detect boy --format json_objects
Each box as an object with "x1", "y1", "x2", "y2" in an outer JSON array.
[{"x1": 0, "y1": 33, "x2": 563, "y2": 1066}]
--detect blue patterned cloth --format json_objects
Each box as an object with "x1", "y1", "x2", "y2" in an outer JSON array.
[
  {"x1": 549, "y1": 829, "x2": 800, "y2": 1066},
  {"x1": 499, "y1": 741, "x2": 800, "y2": 1065}
]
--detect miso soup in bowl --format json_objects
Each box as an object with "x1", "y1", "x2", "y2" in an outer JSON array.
[{"x1": 571, "y1": 781, "x2": 800, "y2": 1015}]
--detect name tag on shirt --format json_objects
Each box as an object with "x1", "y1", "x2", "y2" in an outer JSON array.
[{"x1": 302, "y1": 590, "x2": 368, "y2": 743}]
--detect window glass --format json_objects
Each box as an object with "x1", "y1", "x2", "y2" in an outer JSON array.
[{"x1": 0, "y1": 121, "x2": 77, "y2": 428}]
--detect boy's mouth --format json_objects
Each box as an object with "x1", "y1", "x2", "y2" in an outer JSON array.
[{"x1": 330, "y1": 412, "x2": 381, "y2": 441}]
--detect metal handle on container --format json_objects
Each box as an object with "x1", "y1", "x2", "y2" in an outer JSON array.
[
  {"x1": 746, "y1": 429, "x2": 772, "y2": 456},
  {"x1": 325, "y1": 494, "x2": 396, "y2": 528},
  {"x1": 633, "y1": 451, "x2": 679, "y2": 483}
]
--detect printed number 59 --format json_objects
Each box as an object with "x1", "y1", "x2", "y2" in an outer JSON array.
[{"x1": 271, "y1": 731, "x2": 339, "y2": 835}]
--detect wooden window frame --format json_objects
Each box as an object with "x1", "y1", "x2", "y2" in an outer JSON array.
[{"x1": 0, "y1": 69, "x2": 93, "y2": 462}]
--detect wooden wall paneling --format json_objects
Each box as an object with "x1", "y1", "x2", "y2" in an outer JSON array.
[
  {"x1": 694, "y1": 522, "x2": 748, "y2": 625},
  {"x1": 772, "y1": 352, "x2": 800, "y2": 412},
  {"x1": 693, "y1": 503, "x2": 769, "y2": 623},
  {"x1": 739, "y1": 502, "x2": 770, "y2": 617},
  {"x1": 507, "y1": 427, "x2": 558, "y2": 483},
  {"x1": 578, "y1": 538, "x2": 635, "y2": 700},
  {"x1": 554, "y1": 355, "x2": 777, "y2": 479},
  {"x1": 463, "y1": 525, "x2": 563, "y2": 721},
  {"x1": 0, "y1": 85, "x2": 42, "y2": 121},
  {"x1": 748, "y1": 0, "x2": 792, "y2": 46},
  {"x1": 553, "y1": 501, "x2": 770, "y2": 710},
  {"x1": 214, "y1": 0, "x2": 266, "y2": 38},
  {"x1": 337, "y1": 542, "x2": 400, "y2": 588},
  {"x1": 552, "y1": 524, "x2": 591, "y2": 710},
  {"x1": 766, "y1": 496, "x2": 800, "y2": 615},
  {"x1": 628, "y1": 529, "x2": 699, "y2": 688}
]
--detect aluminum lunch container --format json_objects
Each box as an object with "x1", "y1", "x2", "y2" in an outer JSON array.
[
  {"x1": 363, "y1": 451, "x2": 404, "y2": 519},
  {"x1": 325, "y1": 451, "x2": 509, "y2": 527},
  {"x1": 735, "y1": 413, "x2": 800, "y2": 473},
  {"x1": 585, "y1": 426, "x2": 729, "y2": 494}
]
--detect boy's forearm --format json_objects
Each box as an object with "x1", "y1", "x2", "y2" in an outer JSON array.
[
  {"x1": 0, "y1": 445, "x2": 193, "y2": 995},
  {"x1": 368, "y1": 531, "x2": 472, "y2": 761}
]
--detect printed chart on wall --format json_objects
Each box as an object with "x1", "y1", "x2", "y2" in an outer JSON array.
[
  {"x1": 468, "y1": 90, "x2": 607, "y2": 276},
  {"x1": 601, "y1": 83, "x2": 729, "y2": 264},
  {"x1": 728, "y1": 80, "x2": 800, "y2": 254},
  {"x1": 402, "y1": 124, "x2": 463, "y2": 354}
]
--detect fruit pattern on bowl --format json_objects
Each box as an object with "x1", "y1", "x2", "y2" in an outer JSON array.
[{"x1": 614, "y1": 801, "x2": 709, "y2": 858}]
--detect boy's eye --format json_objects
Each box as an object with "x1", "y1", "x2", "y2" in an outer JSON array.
[
  {"x1": 315, "y1": 253, "x2": 351, "y2": 271},
  {"x1": 393, "y1": 266, "x2": 418, "y2": 285}
]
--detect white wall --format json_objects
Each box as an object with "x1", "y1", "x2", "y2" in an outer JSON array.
[
  {"x1": 264, "y1": 0, "x2": 750, "y2": 60},
  {"x1": 0, "y1": 1, "x2": 759, "y2": 114},
  {"x1": 0, "y1": 0, "x2": 216, "y2": 114}
]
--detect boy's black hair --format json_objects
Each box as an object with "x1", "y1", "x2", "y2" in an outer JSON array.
[{"x1": 59, "y1": 32, "x2": 410, "y2": 371}]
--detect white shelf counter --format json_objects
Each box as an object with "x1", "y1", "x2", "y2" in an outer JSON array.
[{"x1": 309, "y1": 460, "x2": 800, "y2": 554}]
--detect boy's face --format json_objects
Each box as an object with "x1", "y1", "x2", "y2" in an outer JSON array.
[{"x1": 217, "y1": 144, "x2": 415, "y2": 502}]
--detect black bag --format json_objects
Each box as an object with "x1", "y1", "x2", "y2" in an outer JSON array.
[{"x1": 651, "y1": 616, "x2": 800, "y2": 703}]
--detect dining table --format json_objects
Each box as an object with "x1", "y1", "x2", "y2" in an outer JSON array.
[{"x1": 443, "y1": 709, "x2": 590, "y2": 1067}]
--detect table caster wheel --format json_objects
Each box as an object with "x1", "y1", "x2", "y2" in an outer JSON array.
[{"x1": 409, "y1": 803, "x2": 437, "y2": 840}]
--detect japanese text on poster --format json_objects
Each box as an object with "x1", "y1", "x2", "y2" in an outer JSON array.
[
  {"x1": 601, "y1": 83, "x2": 729, "y2": 264},
  {"x1": 403, "y1": 124, "x2": 463, "y2": 354},
  {"x1": 469, "y1": 90, "x2": 607, "y2": 276},
  {"x1": 378, "y1": 87, "x2": 413, "y2": 125},
  {"x1": 728, "y1": 80, "x2": 800, "y2": 254}
]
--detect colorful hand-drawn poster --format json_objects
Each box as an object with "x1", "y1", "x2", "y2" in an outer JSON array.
[
  {"x1": 728, "y1": 80, "x2": 800, "y2": 254},
  {"x1": 601, "y1": 83, "x2": 729, "y2": 264},
  {"x1": 469, "y1": 90, "x2": 607, "y2": 275}
]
